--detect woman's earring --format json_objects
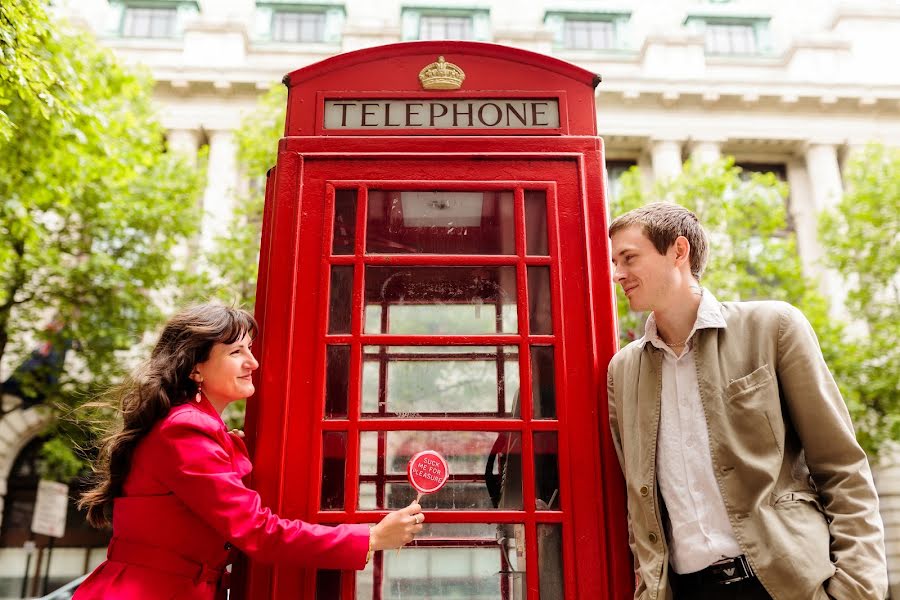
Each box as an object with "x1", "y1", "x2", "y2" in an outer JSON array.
[{"x1": 195, "y1": 379, "x2": 203, "y2": 403}]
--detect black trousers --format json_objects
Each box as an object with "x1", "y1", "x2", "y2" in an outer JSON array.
[{"x1": 671, "y1": 574, "x2": 773, "y2": 600}]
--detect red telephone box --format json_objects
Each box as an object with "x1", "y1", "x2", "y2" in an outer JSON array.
[{"x1": 242, "y1": 41, "x2": 630, "y2": 599}]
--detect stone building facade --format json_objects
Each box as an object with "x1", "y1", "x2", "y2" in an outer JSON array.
[{"x1": 1, "y1": 0, "x2": 897, "y2": 595}]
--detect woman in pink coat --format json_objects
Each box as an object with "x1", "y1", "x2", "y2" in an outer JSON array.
[{"x1": 75, "y1": 304, "x2": 424, "y2": 599}]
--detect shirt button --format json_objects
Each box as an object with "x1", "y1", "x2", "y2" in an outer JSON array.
[
  {"x1": 640, "y1": 485, "x2": 650, "y2": 497},
  {"x1": 648, "y1": 532, "x2": 659, "y2": 544},
  {"x1": 686, "y1": 436, "x2": 695, "y2": 448},
  {"x1": 224, "y1": 542, "x2": 233, "y2": 550}
]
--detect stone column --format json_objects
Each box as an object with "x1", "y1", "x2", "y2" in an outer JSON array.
[
  {"x1": 167, "y1": 128, "x2": 204, "y2": 260},
  {"x1": 805, "y1": 143, "x2": 843, "y2": 211},
  {"x1": 802, "y1": 142, "x2": 846, "y2": 314},
  {"x1": 688, "y1": 139, "x2": 723, "y2": 165},
  {"x1": 202, "y1": 129, "x2": 239, "y2": 246},
  {"x1": 786, "y1": 160, "x2": 819, "y2": 276},
  {"x1": 167, "y1": 128, "x2": 202, "y2": 163},
  {"x1": 649, "y1": 138, "x2": 683, "y2": 181}
]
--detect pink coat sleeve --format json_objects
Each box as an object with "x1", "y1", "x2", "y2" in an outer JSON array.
[{"x1": 154, "y1": 412, "x2": 369, "y2": 569}]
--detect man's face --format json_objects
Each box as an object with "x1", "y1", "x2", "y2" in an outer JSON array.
[{"x1": 610, "y1": 225, "x2": 678, "y2": 312}]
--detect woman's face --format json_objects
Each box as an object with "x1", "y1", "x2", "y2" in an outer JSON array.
[{"x1": 192, "y1": 332, "x2": 259, "y2": 411}]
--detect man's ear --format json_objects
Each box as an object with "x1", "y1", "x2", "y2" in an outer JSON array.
[{"x1": 673, "y1": 236, "x2": 691, "y2": 268}]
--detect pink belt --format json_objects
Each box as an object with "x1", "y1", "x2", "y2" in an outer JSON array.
[{"x1": 107, "y1": 537, "x2": 224, "y2": 585}]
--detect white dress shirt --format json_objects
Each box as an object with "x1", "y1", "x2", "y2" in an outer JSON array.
[{"x1": 640, "y1": 290, "x2": 744, "y2": 574}]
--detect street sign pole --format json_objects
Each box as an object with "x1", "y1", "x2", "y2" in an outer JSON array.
[{"x1": 30, "y1": 480, "x2": 69, "y2": 596}]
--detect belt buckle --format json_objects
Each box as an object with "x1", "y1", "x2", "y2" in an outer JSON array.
[{"x1": 715, "y1": 555, "x2": 753, "y2": 585}]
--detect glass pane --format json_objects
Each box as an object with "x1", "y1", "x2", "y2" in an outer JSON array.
[
  {"x1": 328, "y1": 265, "x2": 353, "y2": 334},
  {"x1": 321, "y1": 432, "x2": 346, "y2": 510},
  {"x1": 356, "y1": 523, "x2": 525, "y2": 599},
  {"x1": 362, "y1": 346, "x2": 519, "y2": 417},
  {"x1": 527, "y1": 266, "x2": 552, "y2": 335},
  {"x1": 359, "y1": 482, "x2": 377, "y2": 511},
  {"x1": 366, "y1": 190, "x2": 515, "y2": 254},
  {"x1": 531, "y1": 346, "x2": 556, "y2": 419},
  {"x1": 534, "y1": 432, "x2": 560, "y2": 511},
  {"x1": 315, "y1": 569, "x2": 341, "y2": 599},
  {"x1": 524, "y1": 190, "x2": 549, "y2": 256},
  {"x1": 332, "y1": 188, "x2": 357, "y2": 255},
  {"x1": 359, "y1": 431, "x2": 522, "y2": 510},
  {"x1": 324, "y1": 345, "x2": 350, "y2": 419},
  {"x1": 364, "y1": 266, "x2": 518, "y2": 334},
  {"x1": 537, "y1": 524, "x2": 564, "y2": 599}
]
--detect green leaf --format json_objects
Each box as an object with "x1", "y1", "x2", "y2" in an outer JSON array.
[{"x1": 0, "y1": 4, "x2": 206, "y2": 481}]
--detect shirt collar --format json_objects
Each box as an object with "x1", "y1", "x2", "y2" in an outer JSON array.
[
  {"x1": 194, "y1": 392, "x2": 226, "y2": 424},
  {"x1": 638, "y1": 288, "x2": 726, "y2": 350}
]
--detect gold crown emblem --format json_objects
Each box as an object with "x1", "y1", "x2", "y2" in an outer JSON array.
[{"x1": 418, "y1": 56, "x2": 465, "y2": 90}]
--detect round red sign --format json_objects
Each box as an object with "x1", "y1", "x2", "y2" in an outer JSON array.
[{"x1": 407, "y1": 450, "x2": 449, "y2": 495}]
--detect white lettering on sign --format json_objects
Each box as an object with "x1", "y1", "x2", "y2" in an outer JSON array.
[
  {"x1": 324, "y1": 99, "x2": 560, "y2": 130},
  {"x1": 412, "y1": 465, "x2": 443, "y2": 483}
]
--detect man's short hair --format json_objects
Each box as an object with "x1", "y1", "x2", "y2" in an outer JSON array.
[{"x1": 608, "y1": 202, "x2": 709, "y2": 280}]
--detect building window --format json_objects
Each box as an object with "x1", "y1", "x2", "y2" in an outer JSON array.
[
  {"x1": 705, "y1": 22, "x2": 756, "y2": 54},
  {"x1": 255, "y1": 2, "x2": 344, "y2": 44},
  {"x1": 419, "y1": 15, "x2": 473, "y2": 40},
  {"x1": 122, "y1": 6, "x2": 177, "y2": 38},
  {"x1": 685, "y1": 16, "x2": 772, "y2": 55},
  {"x1": 564, "y1": 19, "x2": 615, "y2": 50},
  {"x1": 545, "y1": 11, "x2": 631, "y2": 52},
  {"x1": 110, "y1": 1, "x2": 198, "y2": 39},
  {"x1": 401, "y1": 7, "x2": 490, "y2": 42},
  {"x1": 272, "y1": 9, "x2": 327, "y2": 42}
]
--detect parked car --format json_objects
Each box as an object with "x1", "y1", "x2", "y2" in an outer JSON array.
[{"x1": 37, "y1": 575, "x2": 87, "y2": 599}]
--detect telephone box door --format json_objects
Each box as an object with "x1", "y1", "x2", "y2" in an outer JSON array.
[{"x1": 254, "y1": 152, "x2": 626, "y2": 599}]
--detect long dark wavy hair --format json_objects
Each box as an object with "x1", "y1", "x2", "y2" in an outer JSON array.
[{"x1": 78, "y1": 304, "x2": 258, "y2": 528}]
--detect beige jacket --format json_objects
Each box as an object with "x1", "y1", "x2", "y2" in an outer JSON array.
[{"x1": 607, "y1": 300, "x2": 887, "y2": 600}]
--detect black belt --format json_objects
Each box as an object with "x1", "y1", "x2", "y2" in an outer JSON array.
[{"x1": 676, "y1": 555, "x2": 755, "y2": 587}]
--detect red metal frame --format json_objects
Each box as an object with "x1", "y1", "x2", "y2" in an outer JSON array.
[{"x1": 242, "y1": 41, "x2": 628, "y2": 600}]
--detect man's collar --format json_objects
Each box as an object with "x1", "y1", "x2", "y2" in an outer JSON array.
[{"x1": 638, "y1": 288, "x2": 726, "y2": 349}]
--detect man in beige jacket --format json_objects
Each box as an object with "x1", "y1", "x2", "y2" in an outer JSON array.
[{"x1": 606, "y1": 202, "x2": 886, "y2": 600}]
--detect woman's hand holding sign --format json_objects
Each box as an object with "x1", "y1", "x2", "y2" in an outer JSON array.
[
  {"x1": 392, "y1": 450, "x2": 449, "y2": 555},
  {"x1": 370, "y1": 501, "x2": 424, "y2": 550}
]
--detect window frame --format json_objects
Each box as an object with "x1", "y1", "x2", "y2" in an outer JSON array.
[
  {"x1": 255, "y1": 1, "x2": 346, "y2": 44},
  {"x1": 110, "y1": 0, "x2": 199, "y2": 39},
  {"x1": 401, "y1": 6, "x2": 491, "y2": 42},
  {"x1": 684, "y1": 14, "x2": 773, "y2": 56},
  {"x1": 544, "y1": 10, "x2": 631, "y2": 53},
  {"x1": 271, "y1": 8, "x2": 328, "y2": 43}
]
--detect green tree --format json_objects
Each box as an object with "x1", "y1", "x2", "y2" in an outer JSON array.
[
  {"x1": 819, "y1": 143, "x2": 899, "y2": 454},
  {"x1": 611, "y1": 158, "x2": 837, "y2": 344},
  {"x1": 607, "y1": 159, "x2": 872, "y2": 444},
  {"x1": 0, "y1": 1, "x2": 74, "y2": 141},
  {"x1": 0, "y1": 9, "x2": 205, "y2": 479}
]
